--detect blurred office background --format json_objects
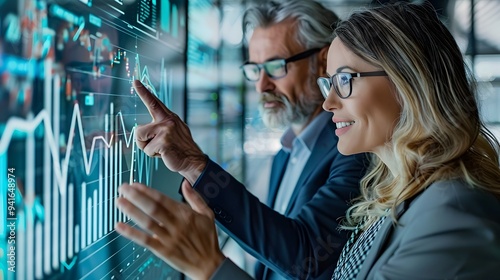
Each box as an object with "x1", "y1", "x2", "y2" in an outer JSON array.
[{"x1": 187, "y1": 0, "x2": 500, "y2": 276}]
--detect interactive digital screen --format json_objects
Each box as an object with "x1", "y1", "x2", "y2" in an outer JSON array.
[{"x1": 0, "y1": 0, "x2": 186, "y2": 279}]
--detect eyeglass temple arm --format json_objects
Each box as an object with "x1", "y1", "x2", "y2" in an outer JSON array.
[
  {"x1": 285, "y1": 48, "x2": 322, "y2": 63},
  {"x1": 356, "y1": 71, "x2": 388, "y2": 77}
]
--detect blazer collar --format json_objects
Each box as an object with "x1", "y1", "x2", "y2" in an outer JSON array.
[
  {"x1": 355, "y1": 198, "x2": 416, "y2": 279},
  {"x1": 267, "y1": 150, "x2": 290, "y2": 207},
  {"x1": 283, "y1": 119, "x2": 337, "y2": 214}
]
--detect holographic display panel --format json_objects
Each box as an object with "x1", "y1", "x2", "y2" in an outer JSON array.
[{"x1": 0, "y1": 0, "x2": 186, "y2": 279}]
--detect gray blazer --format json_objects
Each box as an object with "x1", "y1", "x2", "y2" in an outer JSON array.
[
  {"x1": 211, "y1": 179, "x2": 500, "y2": 280},
  {"x1": 358, "y1": 179, "x2": 500, "y2": 279}
]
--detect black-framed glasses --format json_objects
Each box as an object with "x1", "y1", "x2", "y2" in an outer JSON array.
[
  {"x1": 317, "y1": 71, "x2": 388, "y2": 99},
  {"x1": 241, "y1": 48, "x2": 321, "y2": 81}
]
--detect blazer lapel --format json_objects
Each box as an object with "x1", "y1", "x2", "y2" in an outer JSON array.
[
  {"x1": 284, "y1": 120, "x2": 337, "y2": 215},
  {"x1": 267, "y1": 149, "x2": 290, "y2": 208},
  {"x1": 355, "y1": 203, "x2": 408, "y2": 279}
]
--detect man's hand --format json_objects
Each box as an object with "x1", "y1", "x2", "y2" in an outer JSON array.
[
  {"x1": 115, "y1": 181, "x2": 225, "y2": 280},
  {"x1": 133, "y1": 80, "x2": 206, "y2": 183}
]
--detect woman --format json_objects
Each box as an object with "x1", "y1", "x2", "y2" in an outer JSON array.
[
  {"x1": 116, "y1": 2, "x2": 500, "y2": 279},
  {"x1": 319, "y1": 1, "x2": 500, "y2": 279}
]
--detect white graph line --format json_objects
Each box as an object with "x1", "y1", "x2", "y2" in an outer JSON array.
[{"x1": 0, "y1": 103, "x2": 136, "y2": 194}]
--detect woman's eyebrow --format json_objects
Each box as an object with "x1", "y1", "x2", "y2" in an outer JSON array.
[{"x1": 336, "y1": 65, "x2": 353, "y2": 73}]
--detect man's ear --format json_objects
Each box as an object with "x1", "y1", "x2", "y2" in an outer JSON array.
[{"x1": 317, "y1": 46, "x2": 329, "y2": 76}]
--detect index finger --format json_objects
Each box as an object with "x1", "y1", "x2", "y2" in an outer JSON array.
[
  {"x1": 119, "y1": 183, "x2": 177, "y2": 222},
  {"x1": 119, "y1": 182, "x2": 169, "y2": 203},
  {"x1": 123, "y1": 182, "x2": 179, "y2": 212},
  {"x1": 133, "y1": 80, "x2": 172, "y2": 121}
]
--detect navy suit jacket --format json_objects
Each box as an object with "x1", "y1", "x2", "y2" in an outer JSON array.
[{"x1": 193, "y1": 117, "x2": 368, "y2": 279}]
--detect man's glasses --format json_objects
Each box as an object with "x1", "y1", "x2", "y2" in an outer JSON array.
[
  {"x1": 241, "y1": 48, "x2": 321, "y2": 81},
  {"x1": 317, "y1": 71, "x2": 388, "y2": 99}
]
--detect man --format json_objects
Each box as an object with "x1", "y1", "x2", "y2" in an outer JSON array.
[{"x1": 117, "y1": 1, "x2": 367, "y2": 279}]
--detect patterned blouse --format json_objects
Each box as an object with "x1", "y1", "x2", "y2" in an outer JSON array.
[{"x1": 331, "y1": 215, "x2": 388, "y2": 280}]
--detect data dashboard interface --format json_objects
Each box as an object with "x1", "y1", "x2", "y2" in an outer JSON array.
[{"x1": 0, "y1": 0, "x2": 186, "y2": 279}]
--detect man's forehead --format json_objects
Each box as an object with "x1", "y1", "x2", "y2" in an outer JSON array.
[{"x1": 247, "y1": 23, "x2": 303, "y2": 61}]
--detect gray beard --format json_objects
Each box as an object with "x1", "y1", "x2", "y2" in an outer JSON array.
[{"x1": 258, "y1": 93, "x2": 318, "y2": 130}]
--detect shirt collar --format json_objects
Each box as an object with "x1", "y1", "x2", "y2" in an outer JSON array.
[{"x1": 280, "y1": 111, "x2": 333, "y2": 152}]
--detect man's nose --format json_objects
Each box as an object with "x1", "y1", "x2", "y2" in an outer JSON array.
[{"x1": 255, "y1": 69, "x2": 275, "y2": 94}]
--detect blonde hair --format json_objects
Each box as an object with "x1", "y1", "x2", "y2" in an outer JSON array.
[{"x1": 335, "y1": 2, "x2": 500, "y2": 229}]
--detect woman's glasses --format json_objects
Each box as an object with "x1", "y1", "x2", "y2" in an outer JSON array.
[{"x1": 317, "y1": 71, "x2": 388, "y2": 99}]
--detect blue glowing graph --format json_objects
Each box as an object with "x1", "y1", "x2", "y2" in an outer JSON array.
[{"x1": 0, "y1": 0, "x2": 186, "y2": 279}]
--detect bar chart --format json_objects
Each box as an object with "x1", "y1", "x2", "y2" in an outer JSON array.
[{"x1": 0, "y1": 0, "x2": 186, "y2": 279}]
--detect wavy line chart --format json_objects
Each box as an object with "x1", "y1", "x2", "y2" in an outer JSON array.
[
  {"x1": 0, "y1": 0, "x2": 185, "y2": 279},
  {"x1": 0, "y1": 103, "x2": 138, "y2": 195}
]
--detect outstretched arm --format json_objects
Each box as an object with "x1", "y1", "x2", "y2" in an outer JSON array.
[{"x1": 193, "y1": 152, "x2": 365, "y2": 279}]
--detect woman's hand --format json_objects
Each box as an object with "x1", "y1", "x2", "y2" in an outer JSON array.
[{"x1": 115, "y1": 180, "x2": 225, "y2": 280}]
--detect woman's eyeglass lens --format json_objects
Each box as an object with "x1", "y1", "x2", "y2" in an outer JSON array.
[{"x1": 317, "y1": 71, "x2": 388, "y2": 99}]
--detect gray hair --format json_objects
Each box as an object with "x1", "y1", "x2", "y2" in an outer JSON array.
[{"x1": 242, "y1": 0, "x2": 339, "y2": 49}]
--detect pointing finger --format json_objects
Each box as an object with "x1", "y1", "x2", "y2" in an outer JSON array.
[{"x1": 133, "y1": 80, "x2": 172, "y2": 121}]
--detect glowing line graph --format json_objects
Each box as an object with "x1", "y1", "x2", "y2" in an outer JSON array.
[
  {"x1": 135, "y1": 53, "x2": 157, "y2": 97},
  {"x1": 135, "y1": 55, "x2": 172, "y2": 107},
  {"x1": 0, "y1": 103, "x2": 138, "y2": 195}
]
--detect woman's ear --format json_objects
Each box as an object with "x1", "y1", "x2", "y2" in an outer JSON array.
[{"x1": 317, "y1": 46, "x2": 329, "y2": 76}]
